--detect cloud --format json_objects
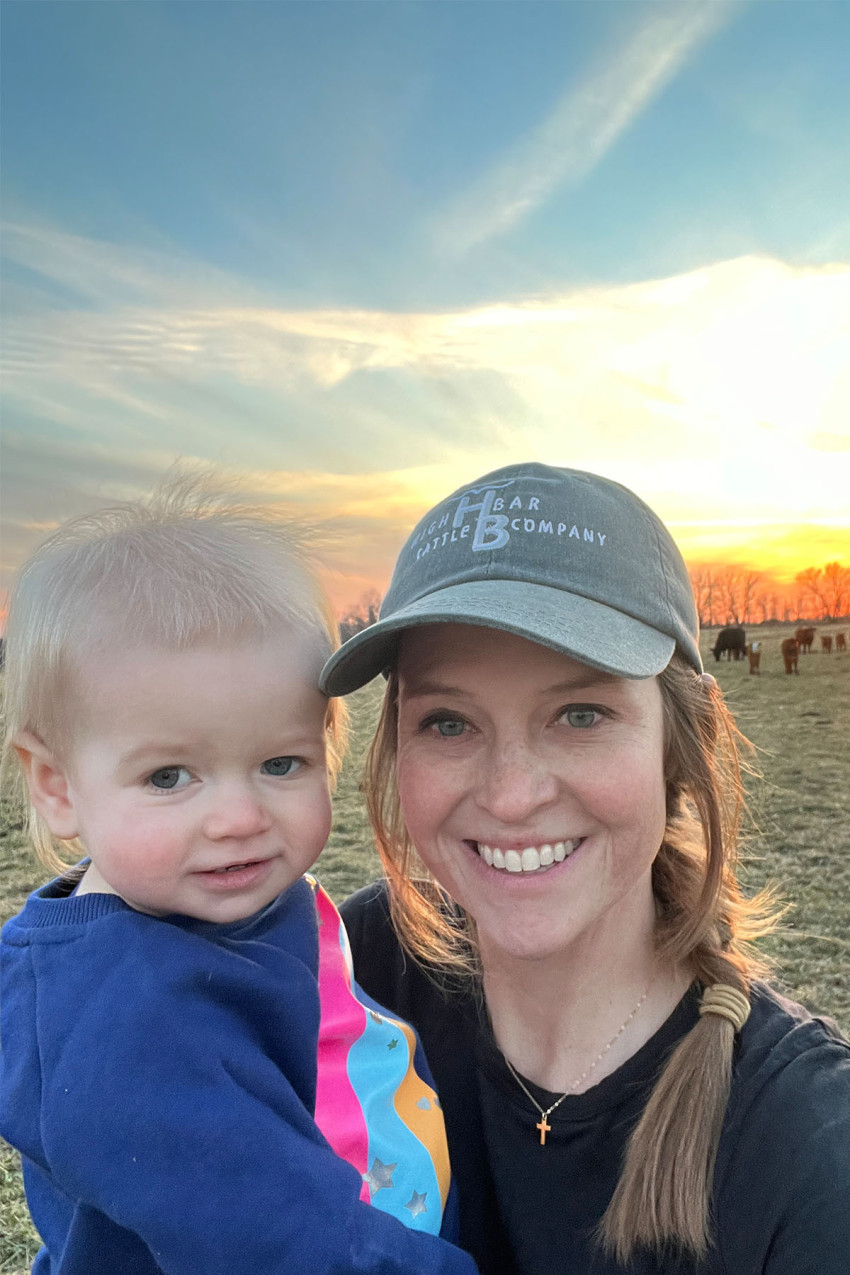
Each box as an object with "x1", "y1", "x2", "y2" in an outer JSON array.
[
  {"x1": 0, "y1": 435, "x2": 463, "y2": 613},
  {"x1": 431, "y1": 1, "x2": 741, "y2": 256},
  {"x1": 6, "y1": 228, "x2": 847, "y2": 455},
  {"x1": 1, "y1": 221, "x2": 257, "y2": 311},
  {"x1": 3, "y1": 227, "x2": 848, "y2": 612}
]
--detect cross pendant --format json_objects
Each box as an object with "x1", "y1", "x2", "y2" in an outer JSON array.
[{"x1": 536, "y1": 1115, "x2": 551, "y2": 1146}]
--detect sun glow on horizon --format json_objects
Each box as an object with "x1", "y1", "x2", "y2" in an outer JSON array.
[{"x1": 672, "y1": 523, "x2": 849, "y2": 584}]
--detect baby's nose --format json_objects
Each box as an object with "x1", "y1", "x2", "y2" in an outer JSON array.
[{"x1": 203, "y1": 786, "x2": 272, "y2": 840}]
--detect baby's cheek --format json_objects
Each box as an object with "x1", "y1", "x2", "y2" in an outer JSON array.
[
  {"x1": 120, "y1": 819, "x2": 185, "y2": 877},
  {"x1": 305, "y1": 786, "x2": 333, "y2": 847}
]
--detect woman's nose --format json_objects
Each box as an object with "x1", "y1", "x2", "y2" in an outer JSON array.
[
  {"x1": 202, "y1": 785, "x2": 272, "y2": 841},
  {"x1": 474, "y1": 744, "x2": 558, "y2": 825}
]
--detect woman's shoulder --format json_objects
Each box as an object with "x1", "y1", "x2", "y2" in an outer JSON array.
[
  {"x1": 714, "y1": 984, "x2": 850, "y2": 1267},
  {"x1": 736, "y1": 981, "x2": 849, "y2": 1079},
  {"x1": 721, "y1": 980, "x2": 849, "y2": 1170},
  {"x1": 340, "y1": 877, "x2": 393, "y2": 924},
  {"x1": 339, "y1": 880, "x2": 397, "y2": 971},
  {"x1": 729, "y1": 981, "x2": 849, "y2": 1129},
  {"x1": 341, "y1": 878, "x2": 447, "y2": 959},
  {"x1": 341, "y1": 880, "x2": 470, "y2": 1028}
]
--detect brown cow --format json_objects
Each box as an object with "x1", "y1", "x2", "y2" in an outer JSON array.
[
  {"x1": 795, "y1": 626, "x2": 816, "y2": 653},
  {"x1": 821, "y1": 635, "x2": 833, "y2": 654},
  {"x1": 781, "y1": 638, "x2": 799, "y2": 674},
  {"x1": 837, "y1": 633, "x2": 847, "y2": 652},
  {"x1": 747, "y1": 641, "x2": 761, "y2": 675}
]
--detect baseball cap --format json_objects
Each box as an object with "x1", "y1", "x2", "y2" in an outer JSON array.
[{"x1": 320, "y1": 461, "x2": 702, "y2": 696}]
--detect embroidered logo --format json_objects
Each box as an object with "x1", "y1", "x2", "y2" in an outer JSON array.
[{"x1": 411, "y1": 480, "x2": 608, "y2": 562}]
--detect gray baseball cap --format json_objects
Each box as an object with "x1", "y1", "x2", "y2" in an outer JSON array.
[{"x1": 320, "y1": 461, "x2": 702, "y2": 696}]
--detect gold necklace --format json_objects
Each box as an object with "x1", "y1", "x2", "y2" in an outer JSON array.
[{"x1": 503, "y1": 986, "x2": 649, "y2": 1145}]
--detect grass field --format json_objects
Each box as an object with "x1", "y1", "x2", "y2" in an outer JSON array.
[{"x1": 2, "y1": 626, "x2": 848, "y2": 1271}]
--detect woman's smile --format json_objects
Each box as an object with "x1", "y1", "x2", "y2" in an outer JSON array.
[
  {"x1": 396, "y1": 623, "x2": 668, "y2": 964},
  {"x1": 471, "y1": 836, "x2": 585, "y2": 873}
]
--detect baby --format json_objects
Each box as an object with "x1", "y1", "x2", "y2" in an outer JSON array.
[{"x1": 0, "y1": 477, "x2": 476, "y2": 1275}]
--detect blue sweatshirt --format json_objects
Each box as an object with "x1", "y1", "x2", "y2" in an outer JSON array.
[{"x1": 0, "y1": 874, "x2": 478, "y2": 1275}]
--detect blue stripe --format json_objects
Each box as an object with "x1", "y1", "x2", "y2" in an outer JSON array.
[{"x1": 346, "y1": 1003, "x2": 442, "y2": 1233}]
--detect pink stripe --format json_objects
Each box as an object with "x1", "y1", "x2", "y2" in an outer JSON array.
[{"x1": 312, "y1": 885, "x2": 371, "y2": 1203}]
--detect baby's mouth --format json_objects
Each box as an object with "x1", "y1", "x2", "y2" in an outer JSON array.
[
  {"x1": 470, "y1": 839, "x2": 584, "y2": 874},
  {"x1": 207, "y1": 859, "x2": 265, "y2": 874}
]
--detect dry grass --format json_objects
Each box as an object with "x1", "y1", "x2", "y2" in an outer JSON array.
[
  {"x1": 2, "y1": 636, "x2": 848, "y2": 1267},
  {"x1": 702, "y1": 623, "x2": 850, "y2": 1025}
]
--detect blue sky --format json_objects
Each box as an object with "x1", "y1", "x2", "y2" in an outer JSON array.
[{"x1": 3, "y1": 0, "x2": 849, "y2": 610}]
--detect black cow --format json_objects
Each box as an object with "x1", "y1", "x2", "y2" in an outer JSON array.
[{"x1": 712, "y1": 626, "x2": 747, "y2": 662}]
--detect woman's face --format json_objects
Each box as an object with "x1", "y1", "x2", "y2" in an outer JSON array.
[{"x1": 396, "y1": 624, "x2": 668, "y2": 965}]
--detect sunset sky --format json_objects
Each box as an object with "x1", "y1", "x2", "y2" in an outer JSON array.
[{"x1": 2, "y1": 0, "x2": 848, "y2": 616}]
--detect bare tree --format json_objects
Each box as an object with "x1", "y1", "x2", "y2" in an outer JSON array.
[
  {"x1": 339, "y1": 588, "x2": 382, "y2": 641},
  {"x1": 753, "y1": 592, "x2": 771, "y2": 624},
  {"x1": 689, "y1": 568, "x2": 718, "y2": 628},
  {"x1": 796, "y1": 562, "x2": 850, "y2": 620},
  {"x1": 712, "y1": 566, "x2": 761, "y2": 625},
  {"x1": 740, "y1": 570, "x2": 762, "y2": 624}
]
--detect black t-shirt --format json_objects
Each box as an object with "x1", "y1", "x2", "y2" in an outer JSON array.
[{"x1": 341, "y1": 881, "x2": 850, "y2": 1275}]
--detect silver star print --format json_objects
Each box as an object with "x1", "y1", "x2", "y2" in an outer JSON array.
[
  {"x1": 362, "y1": 1158, "x2": 397, "y2": 1196},
  {"x1": 404, "y1": 1190, "x2": 428, "y2": 1218}
]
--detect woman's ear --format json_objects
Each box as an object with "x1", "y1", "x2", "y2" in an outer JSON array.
[{"x1": 14, "y1": 731, "x2": 81, "y2": 840}]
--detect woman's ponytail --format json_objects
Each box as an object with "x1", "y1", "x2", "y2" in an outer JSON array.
[
  {"x1": 599, "y1": 658, "x2": 778, "y2": 1262},
  {"x1": 599, "y1": 962, "x2": 748, "y2": 1261}
]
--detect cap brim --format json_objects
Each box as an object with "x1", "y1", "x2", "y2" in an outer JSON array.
[{"x1": 320, "y1": 580, "x2": 675, "y2": 696}]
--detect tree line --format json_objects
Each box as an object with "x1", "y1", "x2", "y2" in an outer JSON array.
[
  {"x1": 688, "y1": 562, "x2": 848, "y2": 627},
  {"x1": 338, "y1": 563, "x2": 849, "y2": 638}
]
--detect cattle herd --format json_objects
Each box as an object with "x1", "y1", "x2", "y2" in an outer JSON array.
[{"x1": 710, "y1": 625, "x2": 846, "y2": 675}]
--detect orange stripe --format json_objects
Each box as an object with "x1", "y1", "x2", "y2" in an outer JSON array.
[{"x1": 389, "y1": 1018, "x2": 451, "y2": 1209}]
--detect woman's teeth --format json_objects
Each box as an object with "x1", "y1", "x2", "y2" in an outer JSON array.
[{"x1": 476, "y1": 840, "x2": 582, "y2": 873}]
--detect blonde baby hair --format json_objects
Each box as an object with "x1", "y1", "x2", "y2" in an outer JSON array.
[{"x1": 2, "y1": 470, "x2": 347, "y2": 872}]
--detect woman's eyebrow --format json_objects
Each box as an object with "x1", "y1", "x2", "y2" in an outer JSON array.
[
  {"x1": 401, "y1": 671, "x2": 623, "y2": 699},
  {"x1": 400, "y1": 680, "x2": 470, "y2": 700},
  {"x1": 548, "y1": 672, "x2": 622, "y2": 693}
]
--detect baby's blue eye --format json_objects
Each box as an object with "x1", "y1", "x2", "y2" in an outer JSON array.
[
  {"x1": 149, "y1": 766, "x2": 190, "y2": 790},
  {"x1": 261, "y1": 756, "x2": 300, "y2": 776},
  {"x1": 562, "y1": 708, "x2": 600, "y2": 729}
]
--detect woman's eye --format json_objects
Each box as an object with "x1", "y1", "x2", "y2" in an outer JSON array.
[
  {"x1": 561, "y1": 707, "x2": 601, "y2": 729},
  {"x1": 261, "y1": 756, "x2": 300, "y2": 777},
  {"x1": 430, "y1": 717, "x2": 466, "y2": 738},
  {"x1": 149, "y1": 766, "x2": 191, "y2": 790}
]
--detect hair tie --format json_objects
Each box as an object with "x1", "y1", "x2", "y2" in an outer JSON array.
[{"x1": 698, "y1": 983, "x2": 750, "y2": 1031}]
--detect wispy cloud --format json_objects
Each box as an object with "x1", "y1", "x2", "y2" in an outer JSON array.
[
  {"x1": 1, "y1": 221, "x2": 257, "y2": 310},
  {"x1": 5, "y1": 229, "x2": 847, "y2": 470},
  {"x1": 432, "y1": 1, "x2": 740, "y2": 256},
  {"x1": 3, "y1": 221, "x2": 848, "y2": 609}
]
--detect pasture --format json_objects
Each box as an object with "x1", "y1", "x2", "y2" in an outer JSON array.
[{"x1": 1, "y1": 625, "x2": 848, "y2": 1271}]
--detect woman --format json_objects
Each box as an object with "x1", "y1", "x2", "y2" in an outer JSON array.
[{"x1": 321, "y1": 462, "x2": 850, "y2": 1275}]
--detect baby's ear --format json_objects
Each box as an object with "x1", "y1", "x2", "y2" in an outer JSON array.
[{"x1": 14, "y1": 731, "x2": 80, "y2": 840}]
